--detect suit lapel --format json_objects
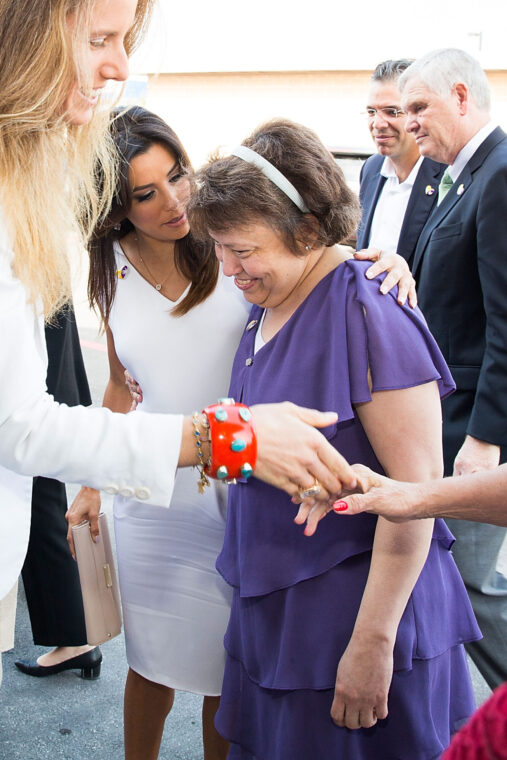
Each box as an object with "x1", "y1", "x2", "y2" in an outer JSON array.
[
  {"x1": 397, "y1": 158, "x2": 443, "y2": 264},
  {"x1": 357, "y1": 158, "x2": 386, "y2": 250},
  {"x1": 357, "y1": 153, "x2": 385, "y2": 250},
  {"x1": 412, "y1": 128, "x2": 507, "y2": 275},
  {"x1": 412, "y1": 165, "x2": 472, "y2": 273},
  {"x1": 465, "y1": 126, "x2": 505, "y2": 173}
]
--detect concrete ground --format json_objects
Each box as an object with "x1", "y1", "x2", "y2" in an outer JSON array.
[
  {"x1": 0, "y1": 307, "x2": 504, "y2": 759},
  {"x1": 0, "y1": 578, "x2": 204, "y2": 760}
]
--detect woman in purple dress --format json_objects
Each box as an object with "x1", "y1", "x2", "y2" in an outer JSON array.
[{"x1": 189, "y1": 119, "x2": 481, "y2": 760}]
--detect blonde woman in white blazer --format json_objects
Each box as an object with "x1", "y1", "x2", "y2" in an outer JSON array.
[{"x1": 0, "y1": 0, "x2": 357, "y2": 685}]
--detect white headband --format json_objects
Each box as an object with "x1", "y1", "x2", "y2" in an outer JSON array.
[{"x1": 231, "y1": 145, "x2": 309, "y2": 213}]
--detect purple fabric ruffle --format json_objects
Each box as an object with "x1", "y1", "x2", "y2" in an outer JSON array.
[
  {"x1": 223, "y1": 541, "x2": 480, "y2": 690},
  {"x1": 218, "y1": 645, "x2": 476, "y2": 760}
]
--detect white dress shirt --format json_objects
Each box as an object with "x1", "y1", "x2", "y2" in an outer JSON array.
[{"x1": 368, "y1": 156, "x2": 424, "y2": 254}]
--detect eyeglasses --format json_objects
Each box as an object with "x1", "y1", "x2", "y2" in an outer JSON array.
[{"x1": 364, "y1": 107, "x2": 405, "y2": 119}]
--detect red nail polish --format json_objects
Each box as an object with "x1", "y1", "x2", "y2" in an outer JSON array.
[{"x1": 333, "y1": 500, "x2": 348, "y2": 512}]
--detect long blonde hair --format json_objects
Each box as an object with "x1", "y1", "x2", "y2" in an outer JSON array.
[{"x1": 0, "y1": 0, "x2": 154, "y2": 319}]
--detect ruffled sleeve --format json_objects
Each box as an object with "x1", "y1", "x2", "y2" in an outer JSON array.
[{"x1": 342, "y1": 260, "x2": 455, "y2": 404}]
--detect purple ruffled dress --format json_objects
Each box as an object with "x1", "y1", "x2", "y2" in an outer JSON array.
[{"x1": 216, "y1": 261, "x2": 481, "y2": 759}]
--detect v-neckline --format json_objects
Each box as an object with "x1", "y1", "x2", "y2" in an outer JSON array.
[{"x1": 115, "y1": 240, "x2": 191, "y2": 306}]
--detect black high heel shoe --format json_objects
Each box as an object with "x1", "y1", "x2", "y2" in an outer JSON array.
[{"x1": 14, "y1": 646, "x2": 102, "y2": 679}]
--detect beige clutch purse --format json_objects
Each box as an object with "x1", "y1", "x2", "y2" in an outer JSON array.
[{"x1": 72, "y1": 513, "x2": 122, "y2": 646}]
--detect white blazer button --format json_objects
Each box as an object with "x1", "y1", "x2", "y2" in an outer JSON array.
[
  {"x1": 119, "y1": 486, "x2": 135, "y2": 498},
  {"x1": 135, "y1": 487, "x2": 151, "y2": 500},
  {"x1": 103, "y1": 483, "x2": 119, "y2": 495}
]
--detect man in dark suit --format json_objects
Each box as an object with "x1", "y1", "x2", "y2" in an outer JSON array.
[
  {"x1": 357, "y1": 59, "x2": 445, "y2": 267},
  {"x1": 399, "y1": 48, "x2": 507, "y2": 690}
]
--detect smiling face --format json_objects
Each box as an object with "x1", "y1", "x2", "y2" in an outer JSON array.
[
  {"x1": 210, "y1": 221, "x2": 315, "y2": 309},
  {"x1": 366, "y1": 79, "x2": 420, "y2": 164},
  {"x1": 64, "y1": 0, "x2": 137, "y2": 125},
  {"x1": 401, "y1": 76, "x2": 466, "y2": 165},
  {"x1": 126, "y1": 142, "x2": 191, "y2": 242}
]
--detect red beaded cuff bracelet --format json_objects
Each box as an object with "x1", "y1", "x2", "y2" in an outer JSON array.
[{"x1": 203, "y1": 398, "x2": 257, "y2": 484}]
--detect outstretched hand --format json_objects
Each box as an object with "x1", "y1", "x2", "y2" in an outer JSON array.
[
  {"x1": 251, "y1": 402, "x2": 358, "y2": 502},
  {"x1": 295, "y1": 464, "x2": 435, "y2": 530}
]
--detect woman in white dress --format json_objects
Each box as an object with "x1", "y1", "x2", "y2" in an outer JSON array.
[{"x1": 74, "y1": 107, "x2": 247, "y2": 760}]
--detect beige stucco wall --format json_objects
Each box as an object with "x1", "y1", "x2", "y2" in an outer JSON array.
[{"x1": 138, "y1": 70, "x2": 507, "y2": 169}]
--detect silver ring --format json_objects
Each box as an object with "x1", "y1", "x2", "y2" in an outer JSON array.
[{"x1": 297, "y1": 480, "x2": 321, "y2": 499}]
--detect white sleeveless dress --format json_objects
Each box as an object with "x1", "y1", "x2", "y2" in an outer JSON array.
[{"x1": 109, "y1": 243, "x2": 248, "y2": 694}]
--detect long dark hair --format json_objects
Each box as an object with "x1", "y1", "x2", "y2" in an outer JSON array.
[{"x1": 88, "y1": 106, "x2": 219, "y2": 325}]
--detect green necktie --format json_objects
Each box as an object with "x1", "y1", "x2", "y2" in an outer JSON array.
[{"x1": 438, "y1": 169, "x2": 453, "y2": 205}]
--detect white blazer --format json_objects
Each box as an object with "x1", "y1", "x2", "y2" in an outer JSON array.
[{"x1": 0, "y1": 217, "x2": 182, "y2": 598}]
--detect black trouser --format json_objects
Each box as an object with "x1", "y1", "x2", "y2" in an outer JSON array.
[{"x1": 21, "y1": 476, "x2": 87, "y2": 646}]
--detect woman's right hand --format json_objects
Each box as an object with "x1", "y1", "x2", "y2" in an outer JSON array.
[
  {"x1": 251, "y1": 402, "x2": 358, "y2": 501},
  {"x1": 124, "y1": 369, "x2": 143, "y2": 411},
  {"x1": 66, "y1": 486, "x2": 102, "y2": 559}
]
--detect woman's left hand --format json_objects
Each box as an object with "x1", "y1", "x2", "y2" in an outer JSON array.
[
  {"x1": 354, "y1": 249, "x2": 417, "y2": 308},
  {"x1": 331, "y1": 636, "x2": 393, "y2": 729}
]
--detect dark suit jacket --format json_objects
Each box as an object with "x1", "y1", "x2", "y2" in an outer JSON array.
[
  {"x1": 413, "y1": 127, "x2": 507, "y2": 470},
  {"x1": 357, "y1": 153, "x2": 444, "y2": 267}
]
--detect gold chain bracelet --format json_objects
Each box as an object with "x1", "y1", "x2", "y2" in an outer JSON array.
[{"x1": 192, "y1": 411, "x2": 211, "y2": 494}]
